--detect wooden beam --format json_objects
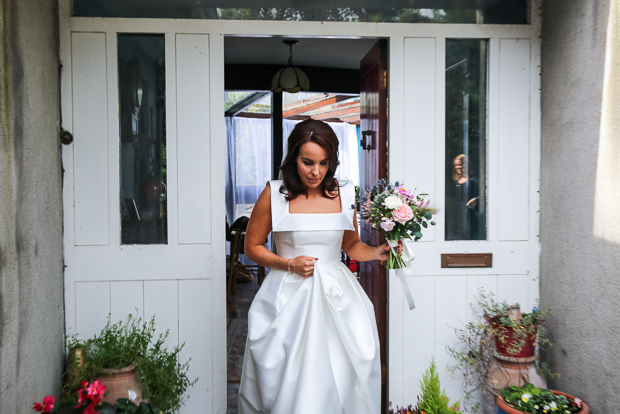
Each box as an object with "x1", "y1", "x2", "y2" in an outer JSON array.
[
  {"x1": 225, "y1": 91, "x2": 269, "y2": 116},
  {"x1": 283, "y1": 95, "x2": 352, "y2": 118},
  {"x1": 303, "y1": 101, "x2": 359, "y2": 117},
  {"x1": 234, "y1": 113, "x2": 271, "y2": 119},
  {"x1": 310, "y1": 106, "x2": 360, "y2": 121},
  {"x1": 338, "y1": 114, "x2": 361, "y2": 123}
]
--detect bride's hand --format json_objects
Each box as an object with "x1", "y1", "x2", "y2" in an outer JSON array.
[
  {"x1": 375, "y1": 243, "x2": 391, "y2": 262},
  {"x1": 289, "y1": 256, "x2": 317, "y2": 278}
]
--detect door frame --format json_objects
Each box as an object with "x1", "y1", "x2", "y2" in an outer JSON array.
[{"x1": 58, "y1": 1, "x2": 542, "y2": 411}]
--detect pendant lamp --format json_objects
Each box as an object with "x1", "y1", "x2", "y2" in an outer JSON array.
[{"x1": 271, "y1": 40, "x2": 310, "y2": 93}]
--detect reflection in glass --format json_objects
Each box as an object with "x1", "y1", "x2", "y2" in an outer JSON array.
[
  {"x1": 74, "y1": 0, "x2": 529, "y2": 24},
  {"x1": 445, "y1": 39, "x2": 487, "y2": 241},
  {"x1": 119, "y1": 35, "x2": 167, "y2": 244}
]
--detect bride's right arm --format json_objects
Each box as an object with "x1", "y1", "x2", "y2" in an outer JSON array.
[
  {"x1": 244, "y1": 183, "x2": 316, "y2": 277},
  {"x1": 244, "y1": 184, "x2": 282, "y2": 269}
]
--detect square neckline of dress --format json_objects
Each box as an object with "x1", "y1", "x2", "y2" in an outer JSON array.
[{"x1": 286, "y1": 187, "x2": 344, "y2": 216}]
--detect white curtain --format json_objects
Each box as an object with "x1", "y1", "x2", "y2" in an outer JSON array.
[
  {"x1": 225, "y1": 117, "x2": 272, "y2": 226},
  {"x1": 283, "y1": 119, "x2": 360, "y2": 186}
]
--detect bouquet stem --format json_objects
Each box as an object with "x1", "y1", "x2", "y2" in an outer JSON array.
[{"x1": 386, "y1": 238, "x2": 407, "y2": 269}]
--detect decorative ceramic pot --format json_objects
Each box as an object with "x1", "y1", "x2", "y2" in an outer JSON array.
[
  {"x1": 98, "y1": 363, "x2": 148, "y2": 404},
  {"x1": 67, "y1": 347, "x2": 87, "y2": 384},
  {"x1": 496, "y1": 390, "x2": 591, "y2": 414},
  {"x1": 483, "y1": 353, "x2": 546, "y2": 414},
  {"x1": 486, "y1": 316, "x2": 537, "y2": 358}
]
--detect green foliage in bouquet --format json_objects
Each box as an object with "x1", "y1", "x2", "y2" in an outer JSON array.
[
  {"x1": 360, "y1": 179, "x2": 436, "y2": 242},
  {"x1": 500, "y1": 382, "x2": 582, "y2": 414},
  {"x1": 359, "y1": 179, "x2": 436, "y2": 269}
]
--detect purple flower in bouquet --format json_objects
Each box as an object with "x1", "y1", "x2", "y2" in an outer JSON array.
[
  {"x1": 397, "y1": 186, "x2": 414, "y2": 200},
  {"x1": 381, "y1": 219, "x2": 396, "y2": 231}
]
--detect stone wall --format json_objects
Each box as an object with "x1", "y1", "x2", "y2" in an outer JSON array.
[
  {"x1": 541, "y1": 0, "x2": 620, "y2": 411},
  {"x1": 0, "y1": 0, "x2": 64, "y2": 412}
]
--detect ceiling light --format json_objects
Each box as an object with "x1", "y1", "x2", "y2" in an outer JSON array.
[{"x1": 271, "y1": 40, "x2": 310, "y2": 93}]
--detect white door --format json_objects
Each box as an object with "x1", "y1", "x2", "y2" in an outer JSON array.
[
  {"x1": 388, "y1": 33, "x2": 541, "y2": 407},
  {"x1": 62, "y1": 29, "x2": 226, "y2": 413}
]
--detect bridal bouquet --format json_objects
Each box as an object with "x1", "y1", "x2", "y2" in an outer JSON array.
[{"x1": 359, "y1": 179, "x2": 436, "y2": 269}]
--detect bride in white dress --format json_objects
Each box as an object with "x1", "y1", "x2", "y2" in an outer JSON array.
[{"x1": 238, "y1": 119, "x2": 390, "y2": 414}]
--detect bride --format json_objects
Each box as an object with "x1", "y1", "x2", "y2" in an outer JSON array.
[{"x1": 238, "y1": 119, "x2": 390, "y2": 414}]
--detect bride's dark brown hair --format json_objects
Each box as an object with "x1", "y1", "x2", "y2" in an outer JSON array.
[{"x1": 279, "y1": 119, "x2": 340, "y2": 201}]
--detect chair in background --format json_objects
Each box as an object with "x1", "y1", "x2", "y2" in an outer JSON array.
[{"x1": 227, "y1": 228, "x2": 266, "y2": 299}]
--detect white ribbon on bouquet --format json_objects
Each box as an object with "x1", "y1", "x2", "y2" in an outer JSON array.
[{"x1": 387, "y1": 239, "x2": 416, "y2": 310}]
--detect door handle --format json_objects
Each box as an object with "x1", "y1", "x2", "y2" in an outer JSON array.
[{"x1": 360, "y1": 130, "x2": 373, "y2": 151}]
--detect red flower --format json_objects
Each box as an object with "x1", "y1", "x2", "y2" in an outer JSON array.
[
  {"x1": 83, "y1": 405, "x2": 98, "y2": 414},
  {"x1": 32, "y1": 395, "x2": 54, "y2": 413},
  {"x1": 75, "y1": 380, "x2": 106, "y2": 413},
  {"x1": 86, "y1": 380, "x2": 105, "y2": 403}
]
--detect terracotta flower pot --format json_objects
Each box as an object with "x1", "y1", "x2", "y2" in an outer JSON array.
[
  {"x1": 486, "y1": 316, "x2": 537, "y2": 358},
  {"x1": 496, "y1": 390, "x2": 590, "y2": 414},
  {"x1": 483, "y1": 354, "x2": 546, "y2": 414},
  {"x1": 98, "y1": 363, "x2": 148, "y2": 405}
]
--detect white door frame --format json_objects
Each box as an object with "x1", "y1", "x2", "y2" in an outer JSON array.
[{"x1": 59, "y1": 1, "x2": 541, "y2": 411}]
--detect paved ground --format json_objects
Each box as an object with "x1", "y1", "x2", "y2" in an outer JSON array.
[{"x1": 227, "y1": 270, "x2": 259, "y2": 414}]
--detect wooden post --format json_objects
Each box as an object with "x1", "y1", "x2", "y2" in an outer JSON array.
[{"x1": 272, "y1": 91, "x2": 283, "y2": 179}]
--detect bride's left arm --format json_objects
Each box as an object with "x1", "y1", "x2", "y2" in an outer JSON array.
[{"x1": 342, "y1": 212, "x2": 390, "y2": 262}]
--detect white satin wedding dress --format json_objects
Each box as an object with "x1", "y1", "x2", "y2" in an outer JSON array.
[{"x1": 238, "y1": 180, "x2": 381, "y2": 414}]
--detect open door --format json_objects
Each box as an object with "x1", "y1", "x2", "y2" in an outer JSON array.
[{"x1": 359, "y1": 39, "x2": 388, "y2": 412}]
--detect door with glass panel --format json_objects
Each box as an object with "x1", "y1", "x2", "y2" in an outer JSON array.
[
  {"x1": 391, "y1": 34, "x2": 539, "y2": 406},
  {"x1": 63, "y1": 31, "x2": 225, "y2": 413}
]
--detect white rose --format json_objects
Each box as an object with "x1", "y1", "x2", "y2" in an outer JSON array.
[{"x1": 384, "y1": 195, "x2": 403, "y2": 210}]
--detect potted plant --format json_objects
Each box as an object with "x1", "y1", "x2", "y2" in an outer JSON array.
[
  {"x1": 497, "y1": 382, "x2": 590, "y2": 414},
  {"x1": 389, "y1": 359, "x2": 461, "y2": 414},
  {"x1": 447, "y1": 289, "x2": 558, "y2": 413},
  {"x1": 481, "y1": 296, "x2": 548, "y2": 359},
  {"x1": 63, "y1": 312, "x2": 197, "y2": 413}
]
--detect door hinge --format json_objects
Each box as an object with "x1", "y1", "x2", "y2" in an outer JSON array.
[{"x1": 380, "y1": 70, "x2": 387, "y2": 90}]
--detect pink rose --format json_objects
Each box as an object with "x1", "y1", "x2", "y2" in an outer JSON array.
[{"x1": 392, "y1": 203, "x2": 414, "y2": 225}]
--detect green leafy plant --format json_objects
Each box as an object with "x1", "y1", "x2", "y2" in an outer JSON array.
[
  {"x1": 500, "y1": 382, "x2": 583, "y2": 414},
  {"x1": 389, "y1": 359, "x2": 461, "y2": 414},
  {"x1": 446, "y1": 289, "x2": 558, "y2": 413},
  {"x1": 63, "y1": 313, "x2": 197, "y2": 413}
]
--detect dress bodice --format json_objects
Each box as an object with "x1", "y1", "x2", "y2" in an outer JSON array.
[{"x1": 269, "y1": 180, "x2": 356, "y2": 265}]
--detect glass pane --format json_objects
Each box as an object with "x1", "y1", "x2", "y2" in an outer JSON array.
[
  {"x1": 445, "y1": 39, "x2": 487, "y2": 241},
  {"x1": 74, "y1": 0, "x2": 528, "y2": 24},
  {"x1": 119, "y1": 34, "x2": 167, "y2": 245}
]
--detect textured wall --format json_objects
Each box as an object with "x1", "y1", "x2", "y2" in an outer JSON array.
[
  {"x1": 0, "y1": 0, "x2": 64, "y2": 412},
  {"x1": 541, "y1": 0, "x2": 620, "y2": 411}
]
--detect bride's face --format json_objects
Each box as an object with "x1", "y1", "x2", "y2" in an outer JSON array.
[{"x1": 296, "y1": 142, "x2": 329, "y2": 189}]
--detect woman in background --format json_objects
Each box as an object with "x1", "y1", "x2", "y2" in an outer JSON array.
[{"x1": 446, "y1": 154, "x2": 480, "y2": 240}]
